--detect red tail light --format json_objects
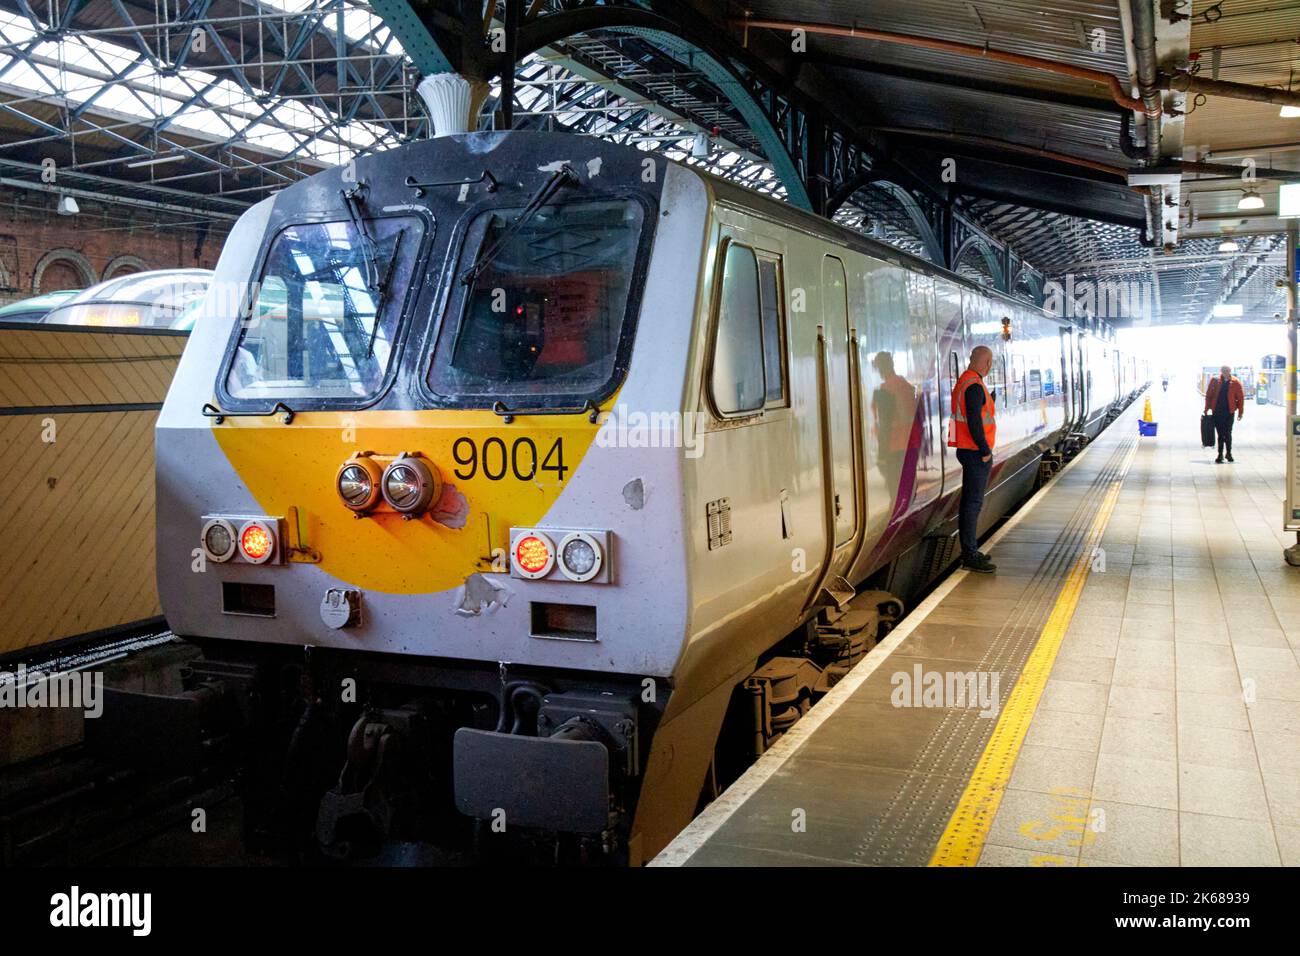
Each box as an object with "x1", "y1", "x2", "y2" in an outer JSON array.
[
  {"x1": 512, "y1": 532, "x2": 555, "y2": 578},
  {"x1": 239, "y1": 521, "x2": 275, "y2": 563}
]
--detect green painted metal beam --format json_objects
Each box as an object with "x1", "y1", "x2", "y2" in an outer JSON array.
[
  {"x1": 602, "y1": 26, "x2": 813, "y2": 212},
  {"x1": 370, "y1": 0, "x2": 455, "y2": 74}
]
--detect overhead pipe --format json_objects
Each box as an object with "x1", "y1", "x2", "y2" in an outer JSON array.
[
  {"x1": 729, "y1": 16, "x2": 1153, "y2": 115},
  {"x1": 1174, "y1": 159, "x2": 1300, "y2": 182},
  {"x1": 871, "y1": 126, "x2": 1129, "y2": 179},
  {"x1": 1127, "y1": 0, "x2": 1165, "y2": 248},
  {"x1": 1116, "y1": 0, "x2": 1153, "y2": 180},
  {"x1": 1165, "y1": 72, "x2": 1300, "y2": 108},
  {"x1": 1193, "y1": 211, "x2": 1278, "y2": 221},
  {"x1": 1126, "y1": 1, "x2": 1162, "y2": 160},
  {"x1": 1119, "y1": 111, "x2": 1144, "y2": 160}
]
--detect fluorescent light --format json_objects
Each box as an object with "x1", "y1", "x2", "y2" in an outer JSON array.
[
  {"x1": 1282, "y1": 105, "x2": 1300, "y2": 117},
  {"x1": 1238, "y1": 190, "x2": 1265, "y2": 210},
  {"x1": 1281, "y1": 182, "x2": 1300, "y2": 218},
  {"x1": 1127, "y1": 171, "x2": 1182, "y2": 186},
  {"x1": 126, "y1": 154, "x2": 185, "y2": 169},
  {"x1": 1218, "y1": 238, "x2": 1240, "y2": 252},
  {"x1": 1213, "y1": 303, "x2": 1244, "y2": 317}
]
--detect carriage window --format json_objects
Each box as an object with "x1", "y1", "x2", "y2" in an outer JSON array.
[
  {"x1": 758, "y1": 257, "x2": 787, "y2": 405},
  {"x1": 225, "y1": 216, "x2": 420, "y2": 402},
  {"x1": 711, "y1": 243, "x2": 765, "y2": 416},
  {"x1": 428, "y1": 199, "x2": 644, "y2": 401},
  {"x1": 989, "y1": 356, "x2": 1007, "y2": 406}
]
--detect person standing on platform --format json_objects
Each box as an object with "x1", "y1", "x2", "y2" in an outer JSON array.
[
  {"x1": 1204, "y1": 364, "x2": 1244, "y2": 464},
  {"x1": 948, "y1": 346, "x2": 997, "y2": 573}
]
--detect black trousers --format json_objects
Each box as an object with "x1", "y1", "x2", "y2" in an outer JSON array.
[
  {"x1": 955, "y1": 448, "x2": 991, "y2": 555},
  {"x1": 1213, "y1": 411, "x2": 1234, "y2": 456}
]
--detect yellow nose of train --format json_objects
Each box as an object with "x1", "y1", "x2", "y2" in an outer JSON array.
[{"x1": 210, "y1": 407, "x2": 607, "y2": 594}]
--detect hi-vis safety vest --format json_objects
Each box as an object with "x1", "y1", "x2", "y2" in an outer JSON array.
[{"x1": 948, "y1": 368, "x2": 996, "y2": 451}]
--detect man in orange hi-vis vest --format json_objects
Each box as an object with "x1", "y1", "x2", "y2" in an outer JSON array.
[{"x1": 948, "y1": 345, "x2": 997, "y2": 573}]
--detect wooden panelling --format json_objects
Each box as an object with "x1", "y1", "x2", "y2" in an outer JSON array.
[{"x1": 0, "y1": 327, "x2": 185, "y2": 657}]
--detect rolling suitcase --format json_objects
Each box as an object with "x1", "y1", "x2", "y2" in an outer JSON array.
[{"x1": 1201, "y1": 413, "x2": 1215, "y2": 448}]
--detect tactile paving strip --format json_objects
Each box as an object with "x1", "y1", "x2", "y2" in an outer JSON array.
[{"x1": 850, "y1": 431, "x2": 1139, "y2": 866}]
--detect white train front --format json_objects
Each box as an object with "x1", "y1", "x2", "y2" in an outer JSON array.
[{"x1": 155, "y1": 130, "x2": 1146, "y2": 863}]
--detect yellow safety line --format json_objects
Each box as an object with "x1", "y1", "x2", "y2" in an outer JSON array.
[{"x1": 928, "y1": 438, "x2": 1139, "y2": 867}]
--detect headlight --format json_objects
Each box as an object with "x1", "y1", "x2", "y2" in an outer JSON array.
[
  {"x1": 380, "y1": 454, "x2": 440, "y2": 516},
  {"x1": 336, "y1": 456, "x2": 382, "y2": 512},
  {"x1": 512, "y1": 531, "x2": 556, "y2": 579},
  {"x1": 239, "y1": 519, "x2": 277, "y2": 564},
  {"x1": 200, "y1": 517, "x2": 237, "y2": 562},
  {"x1": 557, "y1": 531, "x2": 603, "y2": 582}
]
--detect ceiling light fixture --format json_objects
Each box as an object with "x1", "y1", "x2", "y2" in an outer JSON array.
[
  {"x1": 125, "y1": 153, "x2": 186, "y2": 169},
  {"x1": 1284, "y1": 70, "x2": 1300, "y2": 117},
  {"x1": 1218, "y1": 237, "x2": 1240, "y2": 252},
  {"x1": 1238, "y1": 190, "x2": 1265, "y2": 210}
]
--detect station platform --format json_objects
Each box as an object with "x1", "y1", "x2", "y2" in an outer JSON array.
[{"x1": 654, "y1": 392, "x2": 1300, "y2": 867}]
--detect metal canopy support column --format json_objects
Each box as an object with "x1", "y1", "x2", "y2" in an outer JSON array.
[
  {"x1": 500, "y1": 0, "x2": 522, "y2": 129},
  {"x1": 805, "y1": 107, "x2": 826, "y2": 215},
  {"x1": 1284, "y1": 220, "x2": 1300, "y2": 566}
]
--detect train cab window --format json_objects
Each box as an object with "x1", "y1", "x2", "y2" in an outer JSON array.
[
  {"x1": 428, "y1": 199, "x2": 645, "y2": 403},
  {"x1": 758, "y1": 257, "x2": 787, "y2": 406},
  {"x1": 711, "y1": 243, "x2": 764, "y2": 416},
  {"x1": 224, "y1": 216, "x2": 421, "y2": 402},
  {"x1": 710, "y1": 242, "x2": 786, "y2": 417}
]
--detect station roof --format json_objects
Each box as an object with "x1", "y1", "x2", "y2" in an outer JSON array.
[{"x1": 0, "y1": 0, "x2": 1291, "y2": 326}]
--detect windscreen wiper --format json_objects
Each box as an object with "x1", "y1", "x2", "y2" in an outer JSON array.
[
  {"x1": 340, "y1": 182, "x2": 404, "y2": 359},
  {"x1": 364, "y1": 227, "x2": 403, "y2": 359},
  {"x1": 459, "y1": 164, "x2": 580, "y2": 286},
  {"x1": 341, "y1": 183, "x2": 382, "y2": 292}
]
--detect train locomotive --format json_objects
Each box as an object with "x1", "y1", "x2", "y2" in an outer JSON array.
[{"x1": 155, "y1": 130, "x2": 1147, "y2": 864}]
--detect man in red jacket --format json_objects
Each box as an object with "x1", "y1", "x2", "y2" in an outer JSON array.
[{"x1": 1204, "y1": 365, "x2": 1244, "y2": 463}]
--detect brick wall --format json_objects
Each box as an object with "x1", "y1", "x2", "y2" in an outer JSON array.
[{"x1": 0, "y1": 191, "x2": 230, "y2": 306}]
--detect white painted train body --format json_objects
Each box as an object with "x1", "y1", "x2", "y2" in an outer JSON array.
[{"x1": 156, "y1": 131, "x2": 1146, "y2": 862}]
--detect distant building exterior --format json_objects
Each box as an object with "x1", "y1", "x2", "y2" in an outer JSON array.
[{"x1": 0, "y1": 191, "x2": 228, "y2": 304}]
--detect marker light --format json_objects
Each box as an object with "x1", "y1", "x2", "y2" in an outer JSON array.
[
  {"x1": 513, "y1": 531, "x2": 555, "y2": 579},
  {"x1": 557, "y1": 532, "x2": 603, "y2": 582},
  {"x1": 239, "y1": 520, "x2": 276, "y2": 564},
  {"x1": 200, "y1": 518, "x2": 237, "y2": 563},
  {"x1": 336, "y1": 456, "x2": 383, "y2": 512},
  {"x1": 380, "y1": 454, "x2": 440, "y2": 516}
]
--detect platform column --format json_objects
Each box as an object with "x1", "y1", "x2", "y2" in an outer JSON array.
[{"x1": 1284, "y1": 220, "x2": 1300, "y2": 565}]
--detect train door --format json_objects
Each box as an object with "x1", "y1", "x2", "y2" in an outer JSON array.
[
  {"x1": 1076, "y1": 330, "x2": 1086, "y2": 424},
  {"x1": 933, "y1": 278, "x2": 966, "y2": 499},
  {"x1": 1060, "y1": 326, "x2": 1075, "y2": 427},
  {"x1": 821, "y1": 255, "x2": 858, "y2": 549}
]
